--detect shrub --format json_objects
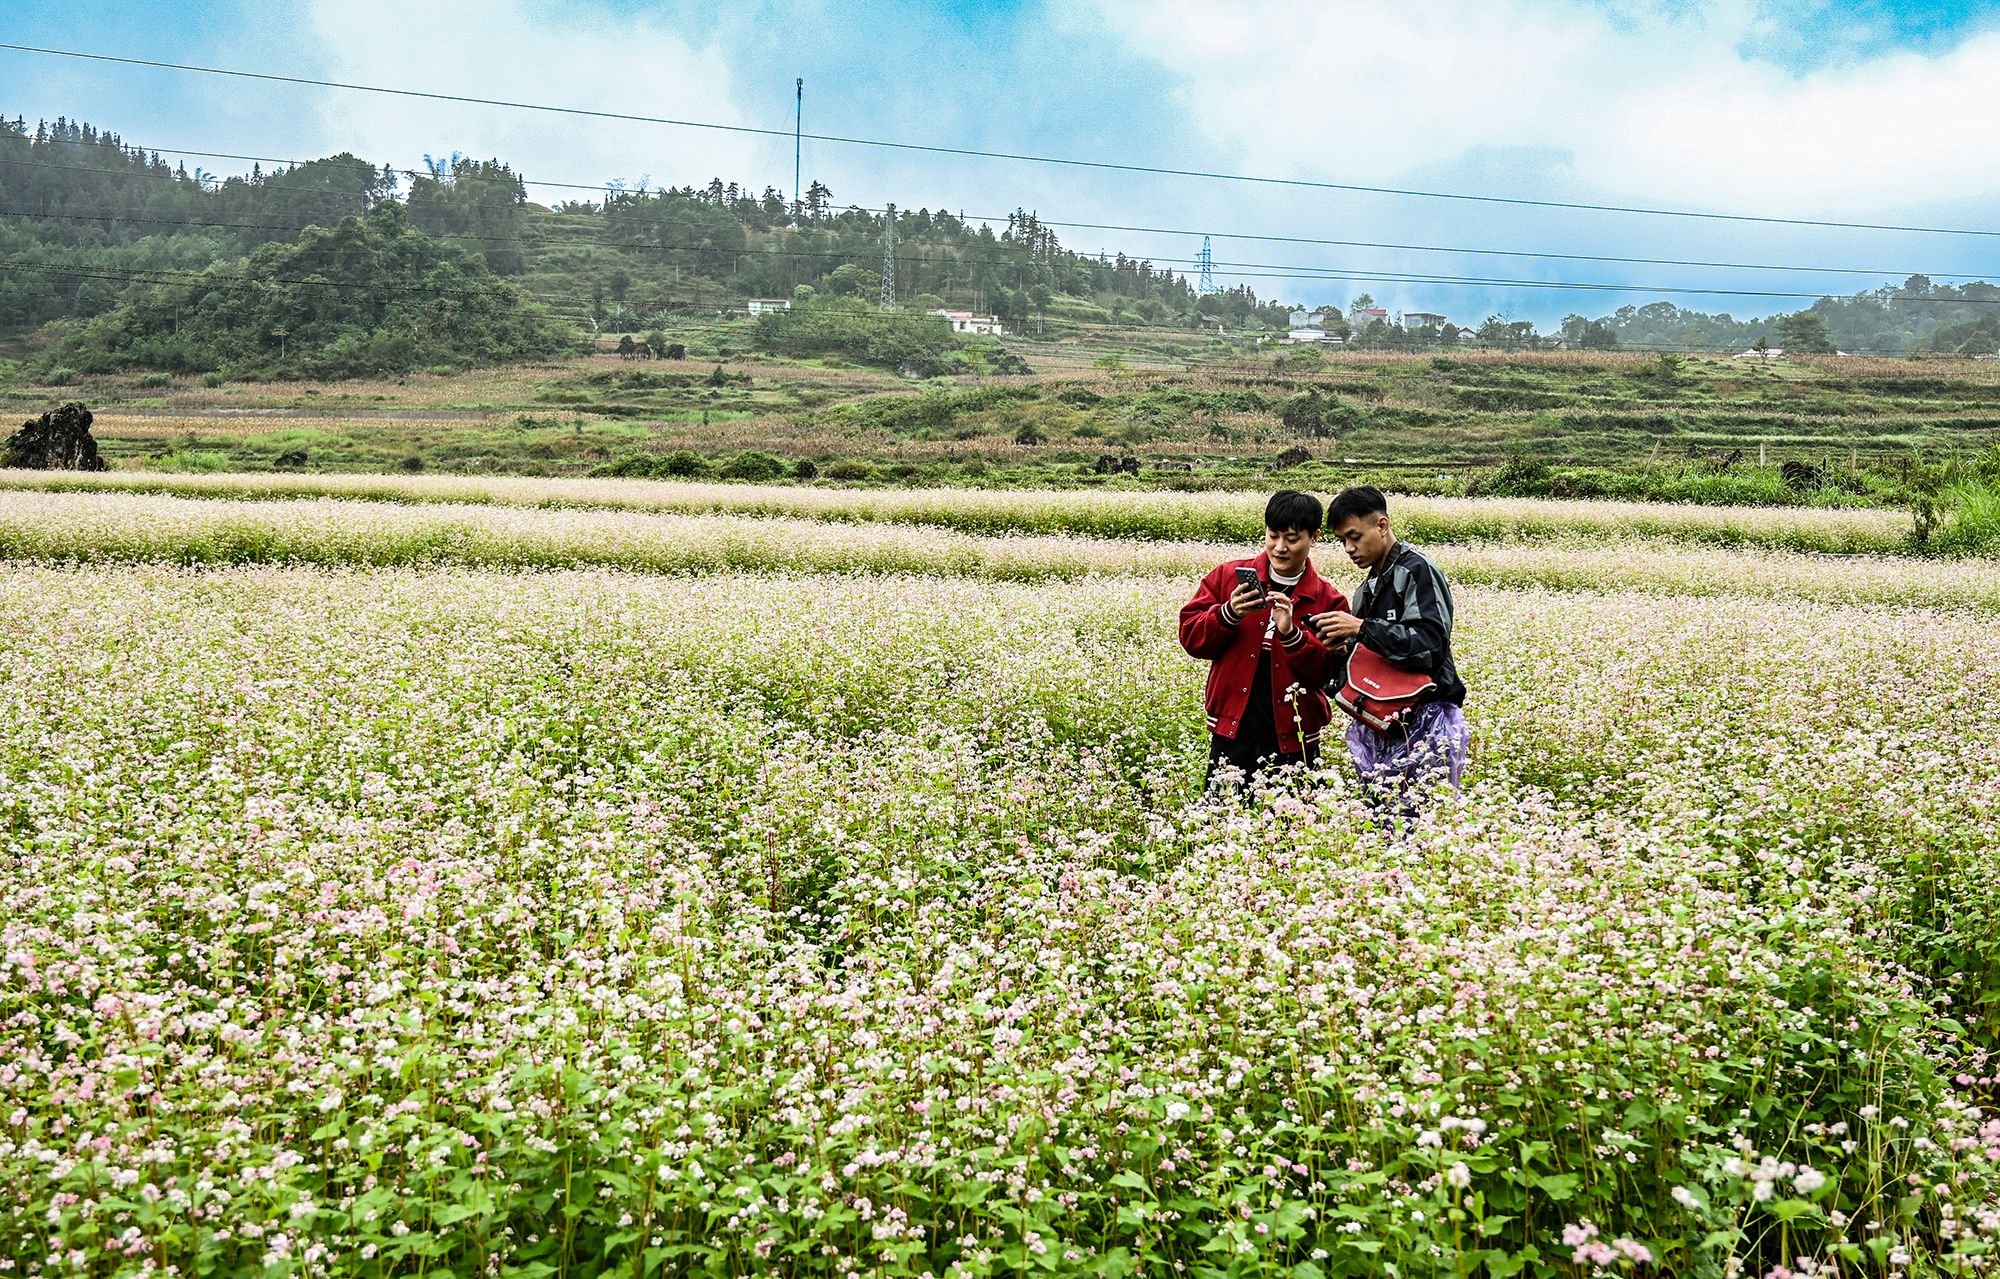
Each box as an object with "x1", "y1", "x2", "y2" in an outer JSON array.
[
  {"x1": 822, "y1": 459, "x2": 877, "y2": 482},
  {"x1": 719, "y1": 450, "x2": 789, "y2": 482},
  {"x1": 590, "y1": 454, "x2": 661, "y2": 479},
  {"x1": 202, "y1": 373, "x2": 226, "y2": 389},
  {"x1": 135, "y1": 372, "x2": 174, "y2": 389},
  {"x1": 1929, "y1": 468, "x2": 2000, "y2": 555},
  {"x1": 42, "y1": 367, "x2": 78, "y2": 387},
  {"x1": 753, "y1": 302, "x2": 957, "y2": 371},
  {"x1": 1015, "y1": 423, "x2": 1048, "y2": 446},
  {"x1": 659, "y1": 451, "x2": 713, "y2": 479},
  {"x1": 1477, "y1": 456, "x2": 1555, "y2": 498}
]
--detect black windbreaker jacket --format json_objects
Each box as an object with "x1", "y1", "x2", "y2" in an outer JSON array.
[{"x1": 1343, "y1": 541, "x2": 1467, "y2": 707}]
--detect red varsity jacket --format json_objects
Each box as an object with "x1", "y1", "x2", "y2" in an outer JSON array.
[{"x1": 1177, "y1": 552, "x2": 1348, "y2": 753}]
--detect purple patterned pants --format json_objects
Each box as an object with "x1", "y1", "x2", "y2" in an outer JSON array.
[{"x1": 1345, "y1": 701, "x2": 1470, "y2": 811}]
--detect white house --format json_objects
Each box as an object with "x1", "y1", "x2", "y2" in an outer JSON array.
[
  {"x1": 1283, "y1": 327, "x2": 1343, "y2": 345},
  {"x1": 930, "y1": 309, "x2": 1006, "y2": 336},
  {"x1": 1404, "y1": 311, "x2": 1448, "y2": 330},
  {"x1": 746, "y1": 298, "x2": 791, "y2": 316}
]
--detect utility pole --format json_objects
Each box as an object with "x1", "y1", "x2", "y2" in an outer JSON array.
[
  {"x1": 793, "y1": 78, "x2": 803, "y2": 214},
  {"x1": 881, "y1": 203, "x2": 897, "y2": 309}
]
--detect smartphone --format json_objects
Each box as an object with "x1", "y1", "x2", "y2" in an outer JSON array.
[
  {"x1": 1310, "y1": 601, "x2": 1353, "y2": 643},
  {"x1": 1233, "y1": 564, "x2": 1267, "y2": 603}
]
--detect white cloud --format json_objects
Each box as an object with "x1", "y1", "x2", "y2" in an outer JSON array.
[
  {"x1": 298, "y1": 0, "x2": 770, "y2": 200},
  {"x1": 1078, "y1": 0, "x2": 2000, "y2": 219}
]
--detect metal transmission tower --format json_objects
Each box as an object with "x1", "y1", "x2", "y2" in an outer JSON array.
[
  {"x1": 793, "y1": 79, "x2": 804, "y2": 211},
  {"x1": 1197, "y1": 235, "x2": 1216, "y2": 296},
  {"x1": 881, "y1": 203, "x2": 897, "y2": 309}
]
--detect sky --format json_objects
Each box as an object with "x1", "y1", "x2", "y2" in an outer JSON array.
[{"x1": 5, "y1": 0, "x2": 2000, "y2": 329}]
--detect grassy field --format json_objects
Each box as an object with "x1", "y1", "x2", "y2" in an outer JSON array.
[
  {"x1": 2, "y1": 483, "x2": 2000, "y2": 1274},
  {"x1": 6, "y1": 344, "x2": 1999, "y2": 498}
]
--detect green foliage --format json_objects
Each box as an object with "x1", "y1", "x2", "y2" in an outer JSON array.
[
  {"x1": 660, "y1": 451, "x2": 713, "y2": 478},
  {"x1": 752, "y1": 300, "x2": 958, "y2": 371},
  {"x1": 48, "y1": 203, "x2": 578, "y2": 379},
  {"x1": 1778, "y1": 311, "x2": 1837, "y2": 354},
  {"x1": 406, "y1": 154, "x2": 528, "y2": 273},
  {"x1": 1919, "y1": 448, "x2": 2000, "y2": 554},
  {"x1": 1278, "y1": 389, "x2": 1363, "y2": 439},
  {"x1": 822, "y1": 458, "x2": 877, "y2": 482},
  {"x1": 718, "y1": 449, "x2": 789, "y2": 482},
  {"x1": 588, "y1": 450, "x2": 721, "y2": 480},
  {"x1": 1477, "y1": 456, "x2": 1556, "y2": 498}
]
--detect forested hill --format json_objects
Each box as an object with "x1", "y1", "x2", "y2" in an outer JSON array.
[
  {"x1": 0, "y1": 113, "x2": 1289, "y2": 349},
  {"x1": 7, "y1": 113, "x2": 1999, "y2": 366}
]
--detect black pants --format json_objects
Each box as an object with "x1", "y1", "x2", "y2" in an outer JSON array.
[
  {"x1": 1205, "y1": 651, "x2": 1316, "y2": 786},
  {"x1": 1206, "y1": 729, "x2": 1317, "y2": 786}
]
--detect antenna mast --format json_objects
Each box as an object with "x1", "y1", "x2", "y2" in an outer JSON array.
[
  {"x1": 793, "y1": 78, "x2": 803, "y2": 213},
  {"x1": 881, "y1": 203, "x2": 897, "y2": 309}
]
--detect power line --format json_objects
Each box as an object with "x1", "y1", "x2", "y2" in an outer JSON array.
[
  {"x1": 6, "y1": 41, "x2": 1999, "y2": 239},
  {"x1": 12, "y1": 258, "x2": 2000, "y2": 340},
  {"x1": 0, "y1": 254, "x2": 1958, "y2": 356},
  {"x1": 9, "y1": 206, "x2": 1997, "y2": 308},
  {"x1": 1008, "y1": 215, "x2": 1987, "y2": 284},
  {"x1": 7, "y1": 145, "x2": 1993, "y2": 288},
  {"x1": 0, "y1": 206, "x2": 1145, "y2": 281}
]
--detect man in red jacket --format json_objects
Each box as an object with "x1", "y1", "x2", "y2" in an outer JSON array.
[{"x1": 1179, "y1": 490, "x2": 1349, "y2": 788}]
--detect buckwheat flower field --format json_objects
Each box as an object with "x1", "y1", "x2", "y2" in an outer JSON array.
[{"x1": 2, "y1": 486, "x2": 1998, "y2": 1278}]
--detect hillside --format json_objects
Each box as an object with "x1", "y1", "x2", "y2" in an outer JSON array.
[
  {"x1": 46, "y1": 201, "x2": 577, "y2": 378},
  {"x1": 14, "y1": 111, "x2": 2000, "y2": 379},
  {"x1": 0, "y1": 114, "x2": 1281, "y2": 365},
  {"x1": 5, "y1": 348, "x2": 1996, "y2": 526}
]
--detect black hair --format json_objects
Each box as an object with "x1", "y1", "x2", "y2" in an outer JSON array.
[
  {"x1": 1264, "y1": 489, "x2": 1323, "y2": 534},
  {"x1": 1327, "y1": 485, "x2": 1389, "y2": 528}
]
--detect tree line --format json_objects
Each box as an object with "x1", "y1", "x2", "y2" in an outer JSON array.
[{"x1": 7, "y1": 111, "x2": 1997, "y2": 370}]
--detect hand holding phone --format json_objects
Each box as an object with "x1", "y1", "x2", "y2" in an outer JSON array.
[
  {"x1": 1310, "y1": 603, "x2": 1364, "y2": 645},
  {"x1": 1230, "y1": 565, "x2": 1267, "y2": 614}
]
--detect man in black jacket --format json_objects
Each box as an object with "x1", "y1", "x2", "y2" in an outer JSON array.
[{"x1": 1309, "y1": 486, "x2": 1470, "y2": 811}]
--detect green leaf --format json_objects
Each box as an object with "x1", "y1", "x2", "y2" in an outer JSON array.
[
  {"x1": 432, "y1": 1201, "x2": 489, "y2": 1226},
  {"x1": 1533, "y1": 1172, "x2": 1582, "y2": 1201},
  {"x1": 1764, "y1": 1198, "x2": 1821, "y2": 1224}
]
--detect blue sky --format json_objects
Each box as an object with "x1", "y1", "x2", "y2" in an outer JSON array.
[{"x1": 6, "y1": 0, "x2": 2000, "y2": 328}]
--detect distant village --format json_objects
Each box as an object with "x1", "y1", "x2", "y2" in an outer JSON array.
[
  {"x1": 1276, "y1": 305, "x2": 1459, "y2": 347},
  {"x1": 746, "y1": 296, "x2": 1010, "y2": 337},
  {"x1": 738, "y1": 296, "x2": 1882, "y2": 360}
]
